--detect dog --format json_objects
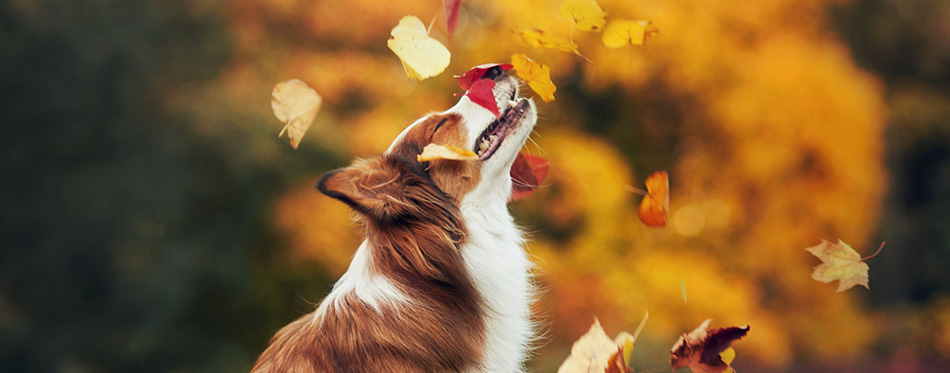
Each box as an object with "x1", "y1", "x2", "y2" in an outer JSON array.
[{"x1": 253, "y1": 66, "x2": 538, "y2": 372}]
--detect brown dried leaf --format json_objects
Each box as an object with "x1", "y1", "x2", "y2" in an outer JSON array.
[{"x1": 670, "y1": 319, "x2": 749, "y2": 373}]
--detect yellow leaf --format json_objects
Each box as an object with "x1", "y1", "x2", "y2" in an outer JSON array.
[
  {"x1": 387, "y1": 16, "x2": 451, "y2": 80},
  {"x1": 517, "y1": 28, "x2": 580, "y2": 54},
  {"x1": 560, "y1": 0, "x2": 607, "y2": 32},
  {"x1": 806, "y1": 239, "x2": 883, "y2": 292},
  {"x1": 417, "y1": 143, "x2": 478, "y2": 162},
  {"x1": 602, "y1": 19, "x2": 659, "y2": 48},
  {"x1": 720, "y1": 347, "x2": 736, "y2": 365},
  {"x1": 271, "y1": 79, "x2": 322, "y2": 149},
  {"x1": 511, "y1": 53, "x2": 556, "y2": 102}
]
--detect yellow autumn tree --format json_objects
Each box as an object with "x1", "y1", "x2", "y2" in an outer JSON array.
[{"x1": 180, "y1": 0, "x2": 888, "y2": 370}]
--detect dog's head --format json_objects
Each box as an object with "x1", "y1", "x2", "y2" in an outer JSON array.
[{"x1": 317, "y1": 67, "x2": 536, "y2": 223}]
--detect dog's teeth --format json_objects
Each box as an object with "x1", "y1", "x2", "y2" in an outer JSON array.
[{"x1": 508, "y1": 99, "x2": 518, "y2": 107}]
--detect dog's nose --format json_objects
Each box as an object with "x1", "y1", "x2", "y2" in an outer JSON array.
[{"x1": 482, "y1": 66, "x2": 506, "y2": 81}]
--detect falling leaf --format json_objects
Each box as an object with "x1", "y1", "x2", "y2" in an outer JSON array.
[
  {"x1": 417, "y1": 143, "x2": 478, "y2": 162},
  {"x1": 560, "y1": 0, "x2": 607, "y2": 32},
  {"x1": 509, "y1": 153, "x2": 550, "y2": 202},
  {"x1": 271, "y1": 79, "x2": 322, "y2": 149},
  {"x1": 670, "y1": 319, "x2": 749, "y2": 373},
  {"x1": 806, "y1": 240, "x2": 885, "y2": 292},
  {"x1": 681, "y1": 278, "x2": 688, "y2": 304},
  {"x1": 602, "y1": 19, "x2": 659, "y2": 48},
  {"x1": 558, "y1": 319, "x2": 636, "y2": 373},
  {"x1": 456, "y1": 63, "x2": 513, "y2": 90},
  {"x1": 517, "y1": 28, "x2": 583, "y2": 56},
  {"x1": 443, "y1": 0, "x2": 461, "y2": 35},
  {"x1": 387, "y1": 15, "x2": 451, "y2": 80},
  {"x1": 637, "y1": 170, "x2": 669, "y2": 227},
  {"x1": 720, "y1": 348, "x2": 736, "y2": 373},
  {"x1": 510, "y1": 53, "x2": 556, "y2": 102},
  {"x1": 464, "y1": 79, "x2": 501, "y2": 117}
]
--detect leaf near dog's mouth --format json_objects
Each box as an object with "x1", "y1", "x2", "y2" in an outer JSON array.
[
  {"x1": 417, "y1": 143, "x2": 479, "y2": 162},
  {"x1": 509, "y1": 153, "x2": 549, "y2": 202}
]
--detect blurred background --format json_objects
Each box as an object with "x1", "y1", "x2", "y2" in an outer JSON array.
[{"x1": 2, "y1": 0, "x2": 949, "y2": 371}]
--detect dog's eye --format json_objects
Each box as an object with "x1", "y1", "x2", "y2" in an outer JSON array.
[
  {"x1": 430, "y1": 117, "x2": 448, "y2": 140},
  {"x1": 433, "y1": 118, "x2": 448, "y2": 133}
]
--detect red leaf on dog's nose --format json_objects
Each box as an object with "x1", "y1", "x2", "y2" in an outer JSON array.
[
  {"x1": 509, "y1": 153, "x2": 550, "y2": 202},
  {"x1": 444, "y1": 0, "x2": 461, "y2": 36},
  {"x1": 457, "y1": 63, "x2": 514, "y2": 90},
  {"x1": 465, "y1": 79, "x2": 501, "y2": 117}
]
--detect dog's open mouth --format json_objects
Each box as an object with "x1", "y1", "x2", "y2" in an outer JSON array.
[{"x1": 474, "y1": 97, "x2": 530, "y2": 161}]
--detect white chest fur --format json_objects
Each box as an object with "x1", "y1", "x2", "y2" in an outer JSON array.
[{"x1": 460, "y1": 190, "x2": 535, "y2": 373}]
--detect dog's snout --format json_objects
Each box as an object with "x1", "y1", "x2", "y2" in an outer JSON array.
[{"x1": 482, "y1": 66, "x2": 506, "y2": 81}]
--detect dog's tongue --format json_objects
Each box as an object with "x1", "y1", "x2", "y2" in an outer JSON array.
[{"x1": 509, "y1": 153, "x2": 549, "y2": 202}]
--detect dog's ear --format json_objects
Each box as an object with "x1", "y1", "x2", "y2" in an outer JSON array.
[{"x1": 317, "y1": 157, "x2": 435, "y2": 221}]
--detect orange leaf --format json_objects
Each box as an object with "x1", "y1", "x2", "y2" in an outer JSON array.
[
  {"x1": 510, "y1": 53, "x2": 556, "y2": 102},
  {"x1": 637, "y1": 170, "x2": 669, "y2": 227},
  {"x1": 670, "y1": 319, "x2": 749, "y2": 373},
  {"x1": 417, "y1": 143, "x2": 478, "y2": 162}
]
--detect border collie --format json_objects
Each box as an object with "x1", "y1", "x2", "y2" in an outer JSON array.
[{"x1": 253, "y1": 66, "x2": 537, "y2": 372}]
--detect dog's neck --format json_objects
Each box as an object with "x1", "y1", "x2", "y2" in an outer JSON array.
[{"x1": 458, "y1": 187, "x2": 535, "y2": 372}]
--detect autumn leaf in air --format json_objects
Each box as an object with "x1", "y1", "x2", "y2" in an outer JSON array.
[
  {"x1": 806, "y1": 239, "x2": 885, "y2": 292},
  {"x1": 443, "y1": 0, "x2": 460, "y2": 35},
  {"x1": 456, "y1": 63, "x2": 513, "y2": 90},
  {"x1": 417, "y1": 143, "x2": 478, "y2": 162},
  {"x1": 670, "y1": 319, "x2": 749, "y2": 373},
  {"x1": 509, "y1": 153, "x2": 550, "y2": 202},
  {"x1": 271, "y1": 79, "x2": 322, "y2": 149},
  {"x1": 456, "y1": 63, "x2": 514, "y2": 117},
  {"x1": 387, "y1": 16, "x2": 451, "y2": 80},
  {"x1": 558, "y1": 319, "x2": 635, "y2": 373},
  {"x1": 511, "y1": 53, "x2": 556, "y2": 102},
  {"x1": 603, "y1": 20, "x2": 659, "y2": 48},
  {"x1": 465, "y1": 79, "x2": 501, "y2": 117},
  {"x1": 560, "y1": 0, "x2": 607, "y2": 32},
  {"x1": 517, "y1": 29, "x2": 587, "y2": 60},
  {"x1": 628, "y1": 170, "x2": 669, "y2": 227}
]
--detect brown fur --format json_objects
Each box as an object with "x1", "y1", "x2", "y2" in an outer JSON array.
[{"x1": 253, "y1": 113, "x2": 487, "y2": 372}]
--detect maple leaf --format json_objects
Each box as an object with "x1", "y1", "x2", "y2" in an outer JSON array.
[
  {"x1": 387, "y1": 15, "x2": 451, "y2": 80},
  {"x1": 510, "y1": 53, "x2": 556, "y2": 102},
  {"x1": 558, "y1": 319, "x2": 636, "y2": 373},
  {"x1": 670, "y1": 319, "x2": 749, "y2": 373},
  {"x1": 560, "y1": 0, "x2": 607, "y2": 32},
  {"x1": 271, "y1": 79, "x2": 322, "y2": 149},
  {"x1": 457, "y1": 63, "x2": 513, "y2": 90},
  {"x1": 417, "y1": 143, "x2": 478, "y2": 162},
  {"x1": 443, "y1": 0, "x2": 460, "y2": 35},
  {"x1": 464, "y1": 79, "x2": 500, "y2": 117},
  {"x1": 806, "y1": 239, "x2": 885, "y2": 292},
  {"x1": 509, "y1": 153, "x2": 550, "y2": 202},
  {"x1": 603, "y1": 19, "x2": 659, "y2": 48}
]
